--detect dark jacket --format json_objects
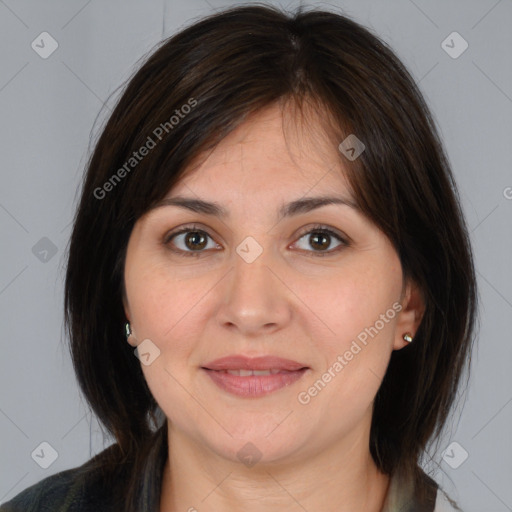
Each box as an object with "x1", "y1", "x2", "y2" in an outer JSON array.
[{"x1": 0, "y1": 426, "x2": 167, "y2": 512}]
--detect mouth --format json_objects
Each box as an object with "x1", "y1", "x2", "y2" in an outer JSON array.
[
  {"x1": 201, "y1": 354, "x2": 310, "y2": 397},
  {"x1": 201, "y1": 367, "x2": 309, "y2": 397}
]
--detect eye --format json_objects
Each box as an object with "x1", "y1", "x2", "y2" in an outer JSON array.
[
  {"x1": 164, "y1": 223, "x2": 349, "y2": 257},
  {"x1": 164, "y1": 224, "x2": 219, "y2": 257},
  {"x1": 292, "y1": 224, "x2": 348, "y2": 256}
]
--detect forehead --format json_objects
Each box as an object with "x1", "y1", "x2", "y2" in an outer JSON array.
[{"x1": 169, "y1": 102, "x2": 352, "y2": 198}]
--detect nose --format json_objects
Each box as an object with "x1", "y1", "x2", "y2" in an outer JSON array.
[{"x1": 215, "y1": 246, "x2": 293, "y2": 337}]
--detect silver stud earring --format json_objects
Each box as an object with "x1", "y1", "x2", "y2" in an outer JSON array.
[
  {"x1": 125, "y1": 322, "x2": 138, "y2": 346},
  {"x1": 403, "y1": 332, "x2": 413, "y2": 343}
]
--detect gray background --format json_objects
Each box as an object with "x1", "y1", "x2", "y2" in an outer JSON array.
[{"x1": 1, "y1": 0, "x2": 511, "y2": 510}]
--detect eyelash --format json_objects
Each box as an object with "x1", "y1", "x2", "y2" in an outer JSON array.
[{"x1": 163, "y1": 223, "x2": 349, "y2": 258}]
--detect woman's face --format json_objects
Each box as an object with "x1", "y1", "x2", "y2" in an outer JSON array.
[{"x1": 123, "y1": 103, "x2": 421, "y2": 465}]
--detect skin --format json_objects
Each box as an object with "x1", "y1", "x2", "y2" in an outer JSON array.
[{"x1": 123, "y1": 102, "x2": 424, "y2": 512}]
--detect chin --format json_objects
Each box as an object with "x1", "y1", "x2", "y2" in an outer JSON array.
[{"x1": 204, "y1": 425, "x2": 307, "y2": 466}]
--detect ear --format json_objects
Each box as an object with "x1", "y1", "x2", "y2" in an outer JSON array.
[{"x1": 393, "y1": 278, "x2": 425, "y2": 350}]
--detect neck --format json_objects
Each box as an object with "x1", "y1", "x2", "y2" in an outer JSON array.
[{"x1": 159, "y1": 423, "x2": 390, "y2": 512}]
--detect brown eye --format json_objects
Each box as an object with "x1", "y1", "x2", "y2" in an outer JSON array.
[
  {"x1": 309, "y1": 232, "x2": 331, "y2": 251},
  {"x1": 165, "y1": 226, "x2": 218, "y2": 257},
  {"x1": 183, "y1": 231, "x2": 208, "y2": 250},
  {"x1": 293, "y1": 225, "x2": 348, "y2": 256}
]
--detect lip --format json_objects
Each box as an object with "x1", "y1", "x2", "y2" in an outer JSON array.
[
  {"x1": 202, "y1": 367, "x2": 309, "y2": 397},
  {"x1": 201, "y1": 355, "x2": 309, "y2": 398},
  {"x1": 202, "y1": 355, "x2": 307, "y2": 371}
]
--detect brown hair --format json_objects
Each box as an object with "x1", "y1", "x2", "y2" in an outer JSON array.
[{"x1": 64, "y1": 3, "x2": 477, "y2": 507}]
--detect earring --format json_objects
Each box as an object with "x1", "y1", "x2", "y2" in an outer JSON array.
[
  {"x1": 403, "y1": 332, "x2": 413, "y2": 343},
  {"x1": 125, "y1": 322, "x2": 137, "y2": 346}
]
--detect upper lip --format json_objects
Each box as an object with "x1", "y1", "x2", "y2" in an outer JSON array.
[{"x1": 202, "y1": 355, "x2": 308, "y2": 371}]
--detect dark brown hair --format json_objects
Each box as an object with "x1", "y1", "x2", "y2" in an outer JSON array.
[{"x1": 64, "y1": 3, "x2": 477, "y2": 507}]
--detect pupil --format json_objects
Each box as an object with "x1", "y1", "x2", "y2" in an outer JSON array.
[
  {"x1": 186, "y1": 231, "x2": 206, "y2": 250},
  {"x1": 311, "y1": 233, "x2": 329, "y2": 250}
]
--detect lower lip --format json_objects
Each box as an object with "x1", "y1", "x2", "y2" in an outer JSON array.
[{"x1": 202, "y1": 368, "x2": 308, "y2": 397}]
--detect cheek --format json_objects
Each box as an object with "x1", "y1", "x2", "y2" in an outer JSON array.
[
  {"x1": 127, "y1": 263, "x2": 204, "y2": 342},
  {"x1": 300, "y1": 255, "x2": 401, "y2": 346},
  {"x1": 125, "y1": 261, "x2": 204, "y2": 406},
  {"x1": 294, "y1": 251, "x2": 402, "y2": 410},
  {"x1": 124, "y1": 253, "x2": 224, "y2": 398}
]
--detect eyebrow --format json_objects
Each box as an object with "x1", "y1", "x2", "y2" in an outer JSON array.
[{"x1": 152, "y1": 194, "x2": 359, "y2": 220}]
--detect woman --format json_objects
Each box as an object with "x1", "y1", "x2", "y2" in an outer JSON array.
[{"x1": 1, "y1": 4, "x2": 477, "y2": 511}]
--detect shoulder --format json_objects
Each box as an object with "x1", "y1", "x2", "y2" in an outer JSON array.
[
  {"x1": 0, "y1": 466, "x2": 86, "y2": 512},
  {"x1": 0, "y1": 446, "x2": 128, "y2": 512}
]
